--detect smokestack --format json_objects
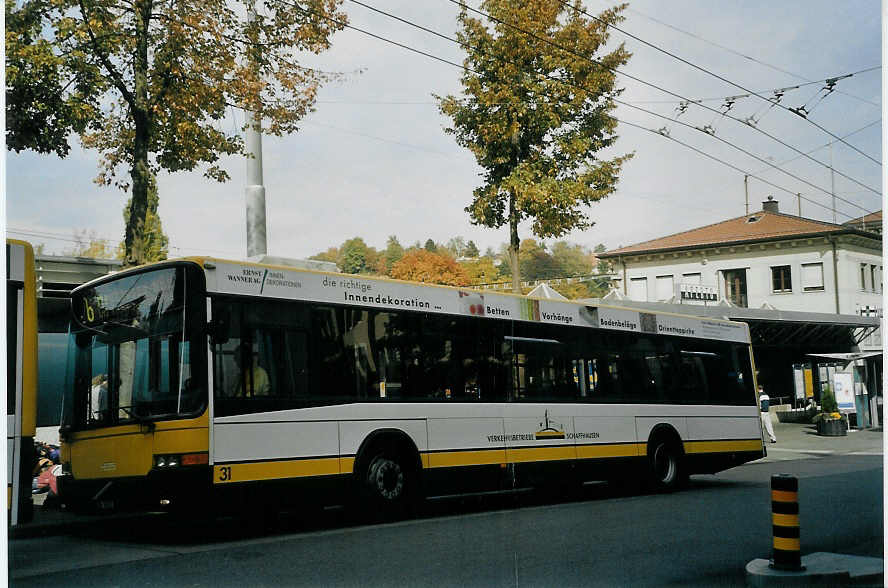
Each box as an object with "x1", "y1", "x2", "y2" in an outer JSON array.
[{"x1": 762, "y1": 196, "x2": 779, "y2": 214}]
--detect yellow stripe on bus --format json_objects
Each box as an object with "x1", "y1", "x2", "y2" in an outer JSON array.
[
  {"x1": 426, "y1": 449, "x2": 506, "y2": 468},
  {"x1": 576, "y1": 443, "x2": 643, "y2": 459},
  {"x1": 214, "y1": 457, "x2": 341, "y2": 484},
  {"x1": 506, "y1": 446, "x2": 575, "y2": 463},
  {"x1": 213, "y1": 437, "x2": 763, "y2": 484},
  {"x1": 684, "y1": 439, "x2": 764, "y2": 454}
]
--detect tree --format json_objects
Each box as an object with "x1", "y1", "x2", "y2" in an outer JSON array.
[
  {"x1": 379, "y1": 235, "x2": 405, "y2": 275},
  {"x1": 121, "y1": 175, "x2": 169, "y2": 263},
  {"x1": 464, "y1": 240, "x2": 480, "y2": 258},
  {"x1": 310, "y1": 246, "x2": 340, "y2": 264},
  {"x1": 6, "y1": 0, "x2": 348, "y2": 266},
  {"x1": 461, "y1": 257, "x2": 499, "y2": 285},
  {"x1": 391, "y1": 250, "x2": 469, "y2": 286},
  {"x1": 338, "y1": 237, "x2": 372, "y2": 275},
  {"x1": 67, "y1": 230, "x2": 121, "y2": 259},
  {"x1": 594, "y1": 242, "x2": 612, "y2": 273},
  {"x1": 424, "y1": 239, "x2": 438, "y2": 253},
  {"x1": 445, "y1": 236, "x2": 467, "y2": 258},
  {"x1": 551, "y1": 241, "x2": 595, "y2": 277},
  {"x1": 438, "y1": 1, "x2": 632, "y2": 293}
]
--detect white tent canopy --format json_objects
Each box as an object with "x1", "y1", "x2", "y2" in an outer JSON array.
[{"x1": 526, "y1": 283, "x2": 567, "y2": 300}]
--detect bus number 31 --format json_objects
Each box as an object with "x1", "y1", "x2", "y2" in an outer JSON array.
[{"x1": 218, "y1": 466, "x2": 232, "y2": 482}]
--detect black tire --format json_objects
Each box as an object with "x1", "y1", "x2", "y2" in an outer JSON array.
[
  {"x1": 648, "y1": 437, "x2": 686, "y2": 492},
  {"x1": 359, "y1": 445, "x2": 416, "y2": 521}
]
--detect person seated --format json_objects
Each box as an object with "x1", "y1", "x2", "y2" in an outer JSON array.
[{"x1": 230, "y1": 343, "x2": 270, "y2": 397}]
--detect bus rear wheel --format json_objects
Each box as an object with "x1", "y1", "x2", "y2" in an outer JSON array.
[
  {"x1": 648, "y1": 438, "x2": 686, "y2": 492},
  {"x1": 359, "y1": 448, "x2": 416, "y2": 520}
]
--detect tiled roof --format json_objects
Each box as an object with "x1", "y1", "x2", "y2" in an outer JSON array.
[
  {"x1": 601, "y1": 210, "x2": 869, "y2": 257},
  {"x1": 843, "y1": 210, "x2": 882, "y2": 226}
]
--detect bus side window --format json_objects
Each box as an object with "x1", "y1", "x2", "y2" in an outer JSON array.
[{"x1": 679, "y1": 351, "x2": 710, "y2": 404}]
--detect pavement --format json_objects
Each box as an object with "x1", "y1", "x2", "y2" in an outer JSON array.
[
  {"x1": 10, "y1": 421, "x2": 884, "y2": 543},
  {"x1": 746, "y1": 420, "x2": 884, "y2": 586},
  {"x1": 758, "y1": 420, "x2": 883, "y2": 463}
]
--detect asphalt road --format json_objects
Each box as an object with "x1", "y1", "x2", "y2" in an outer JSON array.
[{"x1": 10, "y1": 455, "x2": 882, "y2": 587}]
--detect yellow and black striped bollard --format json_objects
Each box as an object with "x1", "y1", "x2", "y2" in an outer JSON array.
[{"x1": 770, "y1": 474, "x2": 803, "y2": 571}]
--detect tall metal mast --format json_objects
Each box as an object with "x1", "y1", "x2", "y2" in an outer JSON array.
[{"x1": 244, "y1": 0, "x2": 267, "y2": 257}]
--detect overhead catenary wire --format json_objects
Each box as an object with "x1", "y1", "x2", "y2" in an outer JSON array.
[
  {"x1": 446, "y1": 0, "x2": 881, "y2": 198},
  {"x1": 289, "y1": 1, "x2": 867, "y2": 221},
  {"x1": 315, "y1": 68, "x2": 874, "y2": 107},
  {"x1": 624, "y1": 6, "x2": 880, "y2": 108},
  {"x1": 6, "y1": 227, "x2": 244, "y2": 258},
  {"x1": 750, "y1": 119, "x2": 881, "y2": 176},
  {"x1": 548, "y1": 0, "x2": 881, "y2": 166},
  {"x1": 615, "y1": 120, "x2": 858, "y2": 220},
  {"x1": 335, "y1": 0, "x2": 876, "y2": 215}
]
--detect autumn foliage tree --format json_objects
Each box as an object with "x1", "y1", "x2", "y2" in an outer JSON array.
[
  {"x1": 6, "y1": 0, "x2": 347, "y2": 266},
  {"x1": 391, "y1": 250, "x2": 469, "y2": 286},
  {"x1": 438, "y1": 0, "x2": 633, "y2": 293}
]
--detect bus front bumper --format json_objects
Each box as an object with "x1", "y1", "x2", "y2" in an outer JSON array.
[{"x1": 57, "y1": 466, "x2": 211, "y2": 512}]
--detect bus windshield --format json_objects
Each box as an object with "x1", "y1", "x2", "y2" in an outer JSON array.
[{"x1": 67, "y1": 264, "x2": 206, "y2": 428}]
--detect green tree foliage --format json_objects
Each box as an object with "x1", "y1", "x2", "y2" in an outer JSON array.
[
  {"x1": 438, "y1": 0, "x2": 632, "y2": 293},
  {"x1": 461, "y1": 257, "x2": 500, "y2": 285},
  {"x1": 424, "y1": 239, "x2": 438, "y2": 253},
  {"x1": 121, "y1": 174, "x2": 168, "y2": 263},
  {"x1": 550, "y1": 241, "x2": 588, "y2": 275},
  {"x1": 5, "y1": 0, "x2": 100, "y2": 156},
  {"x1": 338, "y1": 237, "x2": 373, "y2": 275},
  {"x1": 498, "y1": 238, "x2": 597, "y2": 282},
  {"x1": 391, "y1": 249, "x2": 469, "y2": 286},
  {"x1": 593, "y1": 243, "x2": 612, "y2": 273},
  {"x1": 310, "y1": 246, "x2": 340, "y2": 265},
  {"x1": 6, "y1": 0, "x2": 348, "y2": 266},
  {"x1": 379, "y1": 235, "x2": 405, "y2": 275},
  {"x1": 464, "y1": 240, "x2": 480, "y2": 258}
]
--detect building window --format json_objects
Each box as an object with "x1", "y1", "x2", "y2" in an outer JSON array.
[
  {"x1": 629, "y1": 277, "x2": 648, "y2": 301},
  {"x1": 771, "y1": 266, "x2": 792, "y2": 293},
  {"x1": 860, "y1": 263, "x2": 868, "y2": 291},
  {"x1": 870, "y1": 265, "x2": 878, "y2": 293},
  {"x1": 682, "y1": 272, "x2": 702, "y2": 285},
  {"x1": 655, "y1": 275, "x2": 674, "y2": 301},
  {"x1": 723, "y1": 269, "x2": 748, "y2": 308},
  {"x1": 801, "y1": 262, "x2": 824, "y2": 292}
]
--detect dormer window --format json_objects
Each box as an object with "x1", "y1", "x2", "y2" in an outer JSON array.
[{"x1": 746, "y1": 215, "x2": 761, "y2": 223}]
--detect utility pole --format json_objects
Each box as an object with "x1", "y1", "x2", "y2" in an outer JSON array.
[
  {"x1": 744, "y1": 175, "x2": 749, "y2": 215},
  {"x1": 797, "y1": 193, "x2": 801, "y2": 217},
  {"x1": 244, "y1": 0, "x2": 267, "y2": 258}
]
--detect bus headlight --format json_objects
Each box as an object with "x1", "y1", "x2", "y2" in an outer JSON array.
[{"x1": 154, "y1": 453, "x2": 208, "y2": 469}]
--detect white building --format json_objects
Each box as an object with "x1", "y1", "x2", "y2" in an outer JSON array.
[{"x1": 600, "y1": 198, "x2": 882, "y2": 351}]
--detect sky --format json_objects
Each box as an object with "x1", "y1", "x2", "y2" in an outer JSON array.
[{"x1": 5, "y1": 0, "x2": 883, "y2": 261}]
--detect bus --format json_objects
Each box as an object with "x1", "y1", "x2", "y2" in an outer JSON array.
[
  {"x1": 7, "y1": 240, "x2": 38, "y2": 526},
  {"x1": 58, "y1": 257, "x2": 765, "y2": 517}
]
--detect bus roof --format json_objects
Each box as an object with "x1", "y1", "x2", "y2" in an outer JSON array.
[{"x1": 71, "y1": 256, "x2": 751, "y2": 344}]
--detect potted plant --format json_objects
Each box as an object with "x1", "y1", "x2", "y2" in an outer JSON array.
[{"x1": 813, "y1": 385, "x2": 847, "y2": 436}]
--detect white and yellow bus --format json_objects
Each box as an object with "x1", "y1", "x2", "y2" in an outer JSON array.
[
  {"x1": 7, "y1": 240, "x2": 38, "y2": 526},
  {"x1": 59, "y1": 257, "x2": 765, "y2": 517}
]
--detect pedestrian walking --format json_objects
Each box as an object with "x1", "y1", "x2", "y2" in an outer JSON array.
[{"x1": 759, "y1": 385, "x2": 777, "y2": 443}]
